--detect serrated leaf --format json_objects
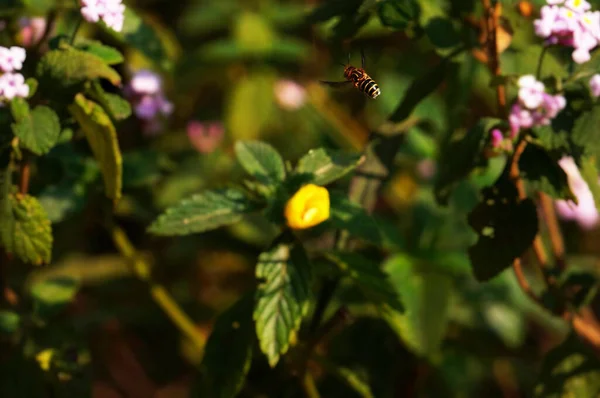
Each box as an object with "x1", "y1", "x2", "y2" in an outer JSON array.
[
  {"x1": 37, "y1": 47, "x2": 121, "y2": 97},
  {"x1": 234, "y1": 140, "x2": 285, "y2": 185},
  {"x1": 88, "y1": 81, "x2": 132, "y2": 121},
  {"x1": 467, "y1": 175, "x2": 538, "y2": 282},
  {"x1": 68, "y1": 94, "x2": 122, "y2": 201},
  {"x1": 11, "y1": 101, "x2": 61, "y2": 156},
  {"x1": 1, "y1": 193, "x2": 52, "y2": 265},
  {"x1": 535, "y1": 333, "x2": 600, "y2": 398},
  {"x1": 328, "y1": 252, "x2": 403, "y2": 313},
  {"x1": 76, "y1": 40, "x2": 124, "y2": 65},
  {"x1": 254, "y1": 241, "x2": 311, "y2": 367},
  {"x1": 200, "y1": 295, "x2": 254, "y2": 398},
  {"x1": 30, "y1": 276, "x2": 79, "y2": 318},
  {"x1": 148, "y1": 188, "x2": 256, "y2": 236},
  {"x1": 519, "y1": 143, "x2": 575, "y2": 200},
  {"x1": 383, "y1": 253, "x2": 452, "y2": 358},
  {"x1": 295, "y1": 148, "x2": 363, "y2": 186},
  {"x1": 580, "y1": 156, "x2": 600, "y2": 211},
  {"x1": 329, "y1": 191, "x2": 382, "y2": 245},
  {"x1": 435, "y1": 118, "x2": 504, "y2": 204}
]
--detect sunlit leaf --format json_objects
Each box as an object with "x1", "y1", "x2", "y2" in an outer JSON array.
[
  {"x1": 295, "y1": 148, "x2": 363, "y2": 186},
  {"x1": 75, "y1": 40, "x2": 124, "y2": 65},
  {"x1": 30, "y1": 276, "x2": 79, "y2": 318},
  {"x1": 10, "y1": 99, "x2": 61, "y2": 156},
  {"x1": 234, "y1": 141, "x2": 285, "y2": 185}
]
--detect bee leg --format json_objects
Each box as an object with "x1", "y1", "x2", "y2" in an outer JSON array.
[{"x1": 361, "y1": 48, "x2": 366, "y2": 68}]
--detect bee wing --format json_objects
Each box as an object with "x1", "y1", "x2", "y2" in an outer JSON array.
[{"x1": 320, "y1": 80, "x2": 352, "y2": 87}]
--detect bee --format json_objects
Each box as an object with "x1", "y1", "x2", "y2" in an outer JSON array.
[{"x1": 320, "y1": 49, "x2": 381, "y2": 99}]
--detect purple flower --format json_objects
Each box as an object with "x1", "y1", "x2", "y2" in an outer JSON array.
[
  {"x1": 125, "y1": 69, "x2": 173, "y2": 135},
  {"x1": 590, "y1": 74, "x2": 600, "y2": 97},
  {"x1": 0, "y1": 46, "x2": 26, "y2": 73},
  {"x1": 555, "y1": 156, "x2": 599, "y2": 229},
  {"x1": 128, "y1": 70, "x2": 161, "y2": 96},
  {"x1": 187, "y1": 121, "x2": 224, "y2": 154},
  {"x1": 0, "y1": 73, "x2": 29, "y2": 100},
  {"x1": 80, "y1": 0, "x2": 125, "y2": 32}
]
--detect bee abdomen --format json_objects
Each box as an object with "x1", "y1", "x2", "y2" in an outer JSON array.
[{"x1": 358, "y1": 77, "x2": 381, "y2": 99}]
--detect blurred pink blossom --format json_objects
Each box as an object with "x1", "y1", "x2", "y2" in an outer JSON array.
[
  {"x1": 274, "y1": 80, "x2": 306, "y2": 110},
  {"x1": 187, "y1": 121, "x2": 224, "y2": 154},
  {"x1": 80, "y1": 0, "x2": 125, "y2": 32},
  {"x1": 0, "y1": 73, "x2": 29, "y2": 100},
  {"x1": 19, "y1": 17, "x2": 47, "y2": 47},
  {"x1": 125, "y1": 70, "x2": 173, "y2": 135},
  {"x1": 555, "y1": 156, "x2": 599, "y2": 229},
  {"x1": 590, "y1": 74, "x2": 600, "y2": 97},
  {"x1": 416, "y1": 159, "x2": 436, "y2": 180}
]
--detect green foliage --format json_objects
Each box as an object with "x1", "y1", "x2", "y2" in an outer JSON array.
[
  {"x1": 295, "y1": 148, "x2": 363, "y2": 186},
  {"x1": 87, "y1": 81, "x2": 132, "y2": 121},
  {"x1": 377, "y1": 0, "x2": 420, "y2": 30},
  {"x1": 75, "y1": 40, "x2": 124, "y2": 65},
  {"x1": 0, "y1": 311, "x2": 20, "y2": 334},
  {"x1": 10, "y1": 99, "x2": 61, "y2": 156},
  {"x1": 519, "y1": 143, "x2": 575, "y2": 200},
  {"x1": 329, "y1": 191, "x2": 382, "y2": 245},
  {"x1": 254, "y1": 240, "x2": 312, "y2": 367},
  {"x1": 148, "y1": 188, "x2": 257, "y2": 236},
  {"x1": 314, "y1": 355, "x2": 375, "y2": 398},
  {"x1": 199, "y1": 295, "x2": 254, "y2": 398},
  {"x1": 68, "y1": 93, "x2": 123, "y2": 201},
  {"x1": 467, "y1": 176, "x2": 538, "y2": 282},
  {"x1": 234, "y1": 140, "x2": 286, "y2": 186},
  {"x1": 29, "y1": 276, "x2": 79, "y2": 318},
  {"x1": 1, "y1": 192, "x2": 52, "y2": 265},
  {"x1": 328, "y1": 252, "x2": 403, "y2": 312},
  {"x1": 580, "y1": 156, "x2": 600, "y2": 211}
]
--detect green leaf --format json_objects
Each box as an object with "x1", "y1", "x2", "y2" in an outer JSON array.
[
  {"x1": 1, "y1": 193, "x2": 53, "y2": 265},
  {"x1": 377, "y1": 0, "x2": 420, "y2": 29},
  {"x1": 37, "y1": 46, "x2": 121, "y2": 98},
  {"x1": 313, "y1": 355, "x2": 374, "y2": 398},
  {"x1": 329, "y1": 191, "x2": 382, "y2": 245},
  {"x1": 424, "y1": 17, "x2": 460, "y2": 49},
  {"x1": 68, "y1": 94, "x2": 122, "y2": 201},
  {"x1": 295, "y1": 148, "x2": 363, "y2": 186},
  {"x1": 254, "y1": 240, "x2": 312, "y2": 367},
  {"x1": 571, "y1": 105, "x2": 600, "y2": 158},
  {"x1": 199, "y1": 295, "x2": 254, "y2": 398},
  {"x1": 234, "y1": 141, "x2": 285, "y2": 185},
  {"x1": 75, "y1": 40, "x2": 124, "y2": 65},
  {"x1": 104, "y1": 7, "x2": 169, "y2": 69},
  {"x1": 88, "y1": 82, "x2": 132, "y2": 122},
  {"x1": 30, "y1": 276, "x2": 79, "y2": 318},
  {"x1": 580, "y1": 156, "x2": 600, "y2": 211},
  {"x1": 25, "y1": 78, "x2": 38, "y2": 98},
  {"x1": 435, "y1": 117, "x2": 504, "y2": 205},
  {"x1": 467, "y1": 175, "x2": 538, "y2": 282},
  {"x1": 519, "y1": 143, "x2": 575, "y2": 200},
  {"x1": 11, "y1": 101, "x2": 61, "y2": 156},
  {"x1": 383, "y1": 254, "x2": 452, "y2": 358},
  {"x1": 0, "y1": 311, "x2": 20, "y2": 334},
  {"x1": 535, "y1": 333, "x2": 600, "y2": 397},
  {"x1": 122, "y1": 149, "x2": 162, "y2": 188},
  {"x1": 148, "y1": 188, "x2": 256, "y2": 236},
  {"x1": 328, "y1": 252, "x2": 403, "y2": 313}
]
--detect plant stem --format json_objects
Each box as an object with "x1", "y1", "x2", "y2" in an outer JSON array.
[
  {"x1": 70, "y1": 0, "x2": 83, "y2": 46},
  {"x1": 109, "y1": 221, "x2": 205, "y2": 351},
  {"x1": 302, "y1": 372, "x2": 321, "y2": 398},
  {"x1": 19, "y1": 157, "x2": 30, "y2": 195},
  {"x1": 536, "y1": 46, "x2": 548, "y2": 80}
]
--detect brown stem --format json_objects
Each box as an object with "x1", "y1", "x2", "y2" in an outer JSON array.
[
  {"x1": 538, "y1": 192, "x2": 566, "y2": 270},
  {"x1": 19, "y1": 158, "x2": 30, "y2": 195}
]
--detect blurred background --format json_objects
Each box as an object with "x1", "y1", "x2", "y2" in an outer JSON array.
[{"x1": 5, "y1": 0, "x2": 600, "y2": 397}]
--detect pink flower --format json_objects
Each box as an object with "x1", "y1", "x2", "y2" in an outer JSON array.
[
  {"x1": 128, "y1": 70, "x2": 161, "y2": 95},
  {"x1": 0, "y1": 46, "x2": 26, "y2": 73},
  {"x1": 590, "y1": 74, "x2": 600, "y2": 97},
  {"x1": 274, "y1": 80, "x2": 306, "y2": 110},
  {"x1": 0, "y1": 73, "x2": 29, "y2": 100},
  {"x1": 80, "y1": 0, "x2": 125, "y2": 32},
  {"x1": 125, "y1": 69, "x2": 173, "y2": 135},
  {"x1": 555, "y1": 156, "x2": 599, "y2": 229},
  {"x1": 518, "y1": 75, "x2": 545, "y2": 108},
  {"x1": 187, "y1": 121, "x2": 224, "y2": 154},
  {"x1": 19, "y1": 18, "x2": 47, "y2": 47},
  {"x1": 490, "y1": 129, "x2": 504, "y2": 148}
]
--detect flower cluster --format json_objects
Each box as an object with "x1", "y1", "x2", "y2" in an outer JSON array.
[
  {"x1": 124, "y1": 70, "x2": 173, "y2": 135},
  {"x1": 80, "y1": 0, "x2": 126, "y2": 32},
  {"x1": 0, "y1": 46, "x2": 29, "y2": 101},
  {"x1": 534, "y1": 0, "x2": 600, "y2": 63},
  {"x1": 555, "y1": 156, "x2": 599, "y2": 229},
  {"x1": 509, "y1": 75, "x2": 566, "y2": 137}
]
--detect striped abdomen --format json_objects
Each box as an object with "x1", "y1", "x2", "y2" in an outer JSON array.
[{"x1": 344, "y1": 67, "x2": 380, "y2": 99}]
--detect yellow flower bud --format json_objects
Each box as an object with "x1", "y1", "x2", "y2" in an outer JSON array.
[
  {"x1": 36, "y1": 349, "x2": 54, "y2": 371},
  {"x1": 285, "y1": 184, "x2": 330, "y2": 230}
]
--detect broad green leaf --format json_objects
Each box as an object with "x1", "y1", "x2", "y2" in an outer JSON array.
[
  {"x1": 519, "y1": 143, "x2": 575, "y2": 200},
  {"x1": 75, "y1": 40, "x2": 124, "y2": 65},
  {"x1": 200, "y1": 295, "x2": 254, "y2": 398},
  {"x1": 580, "y1": 156, "x2": 600, "y2": 211},
  {"x1": 1, "y1": 193, "x2": 52, "y2": 265},
  {"x1": 295, "y1": 148, "x2": 363, "y2": 186},
  {"x1": 11, "y1": 101, "x2": 61, "y2": 156},
  {"x1": 377, "y1": 0, "x2": 420, "y2": 29},
  {"x1": 88, "y1": 82, "x2": 132, "y2": 121},
  {"x1": 383, "y1": 254, "x2": 452, "y2": 358},
  {"x1": 329, "y1": 191, "x2": 382, "y2": 245},
  {"x1": 328, "y1": 252, "x2": 403, "y2": 313},
  {"x1": 467, "y1": 175, "x2": 538, "y2": 282},
  {"x1": 68, "y1": 94, "x2": 122, "y2": 201},
  {"x1": 254, "y1": 241, "x2": 312, "y2": 367},
  {"x1": 148, "y1": 188, "x2": 256, "y2": 236},
  {"x1": 37, "y1": 46, "x2": 121, "y2": 96},
  {"x1": 30, "y1": 276, "x2": 79, "y2": 318},
  {"x1": 535, "y1": 333, "x2": 600, "y2": 397},
  {"x1": 0, "y1": 311, "x2": 19, "y2": 334},
  {"x1": 435, "y1": 117, "x2": 504, "y2": 204},
  {"x1": 234, "y1": 141, "x2": 285, "y2": 185}
]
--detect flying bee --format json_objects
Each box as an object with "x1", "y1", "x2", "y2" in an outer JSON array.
[{"x1": 320, "y1": 49, "x2": 381, "y2": 99}]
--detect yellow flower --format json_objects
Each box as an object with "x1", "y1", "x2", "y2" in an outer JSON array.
[
  {"x1": 285, "y1": 184, "x2": 330, "y2": 229},
  {"x1": 36, "y1": 349, "x2": 54, "y2": 371}
]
